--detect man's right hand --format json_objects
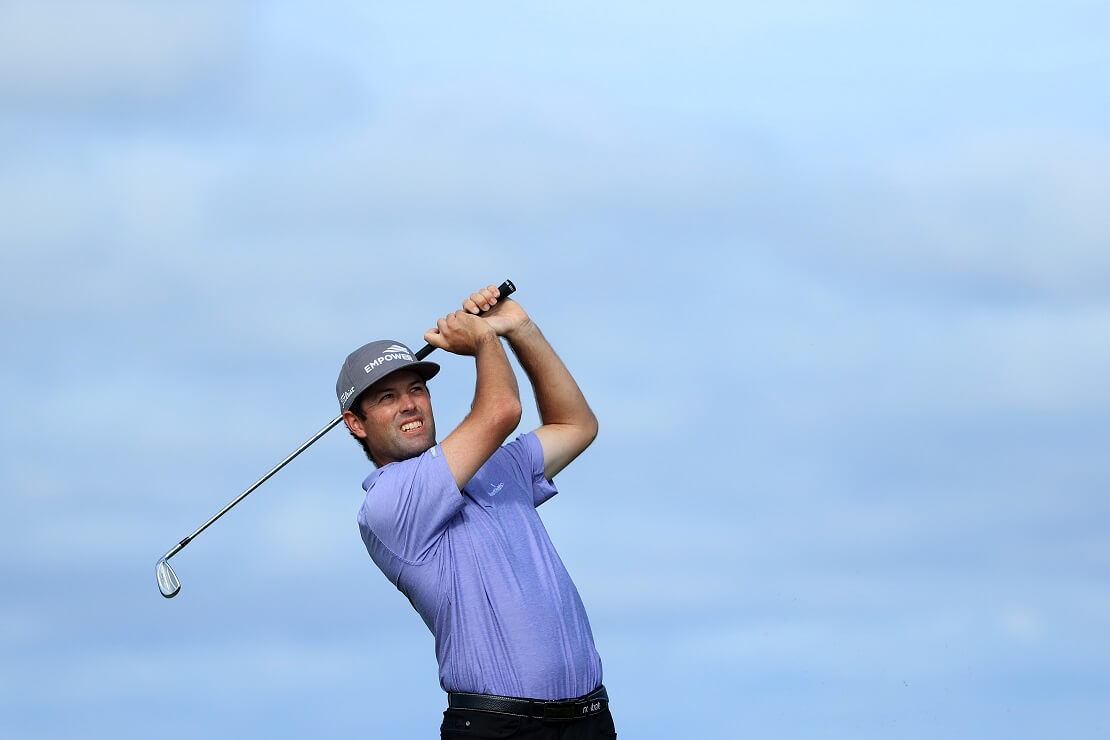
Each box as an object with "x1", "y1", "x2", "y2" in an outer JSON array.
[{"x1": 424, "y1": 309, "x2": 499, "y2": 356}]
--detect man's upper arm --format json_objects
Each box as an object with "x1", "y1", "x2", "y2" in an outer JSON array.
[
  {"x1": 360, "y1": 446, "x2": 465, "y2": 562},
  {"x1": 533, "y1": 421, "x2": 598, "y2": 481}
]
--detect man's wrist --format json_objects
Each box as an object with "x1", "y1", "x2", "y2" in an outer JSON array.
[
  {"x1": 474, "y1": 330, "x2": 502, "y2": 350},
  {"x1": 503, "y1": 319, "x2": 538, "y2": 346}
]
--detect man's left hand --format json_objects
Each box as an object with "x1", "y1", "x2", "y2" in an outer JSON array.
[{"x1": 462, "y1": 285, "x2": 532, "y2": 340}]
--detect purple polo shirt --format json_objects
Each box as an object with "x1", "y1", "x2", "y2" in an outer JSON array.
[{"x1": 356, "y1": 432, "x2": 603, "y2": 700}]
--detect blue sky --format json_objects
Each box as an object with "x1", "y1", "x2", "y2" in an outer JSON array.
[{"x1": 2, "y1": 1, "x2": 1108, "y2": 738}]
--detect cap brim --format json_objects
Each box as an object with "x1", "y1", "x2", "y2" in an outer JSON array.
[{"x1": 407, "y1": 361, "x2": 440, "y2": 382}]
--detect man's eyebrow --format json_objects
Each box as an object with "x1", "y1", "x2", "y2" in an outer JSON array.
[{"x1": 372, "y1": 378, "x2": 424, "y2": 395}]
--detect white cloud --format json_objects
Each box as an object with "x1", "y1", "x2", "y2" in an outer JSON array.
[
  {"x1": 0, "y1": 0, "x2": 249, "y2": 104},
  {"x1": 4, "y1": 638, "x2": 370, "y2": 704},
  {"x1": 0, "y1": 606, "x2": 47, "y2": 648},
  {"x1": 258, "y1": 497, "x2": 351, "y2": 571},
  {"x1": 998, "y1": 607, "x2": 1042, "y2": 642},
  {"x1": 666, "y1": 612, "x2": 986, "y2": 679},
  {"x1": 769, "y1": 300, "x2": 1110, "y2": 417},
  {"x1": 789, "y1": 128, "x2": 1110, "y2": 299}
]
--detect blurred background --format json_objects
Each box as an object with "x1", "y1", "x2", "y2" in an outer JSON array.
[{"x1": 2, "y1": 1, "x2": 1108, "y2": 738}]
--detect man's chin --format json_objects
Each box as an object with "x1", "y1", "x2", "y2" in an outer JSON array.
[
  {"x1": 398, "y1": 437, "x2": 435, "y2": 461},
  {"x1": 376, "y1": 430, "x2": 436, "y2": 466}
]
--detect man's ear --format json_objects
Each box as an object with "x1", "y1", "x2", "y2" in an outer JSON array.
[{"x1": 342, "y1": 409, "x2": 366, "y2": 438}]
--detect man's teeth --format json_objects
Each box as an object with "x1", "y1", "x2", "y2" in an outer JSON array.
[{"x1": 401, "y1": 421, "x2": 423, "y2": 432}]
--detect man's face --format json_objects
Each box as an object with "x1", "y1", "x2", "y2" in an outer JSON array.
[{"x1": 350, "y1": 369, "x2": 436, "y2": 466}]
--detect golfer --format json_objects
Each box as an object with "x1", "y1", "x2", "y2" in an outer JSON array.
[{"x1": 336, "y1": 285, "x2": 615, "y2": 739}]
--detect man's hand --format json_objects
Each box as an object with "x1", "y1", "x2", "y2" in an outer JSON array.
[
  {"x1": 462, "y1": 285, "x2": 531, "y2": 340},
  {"x1": 424, "y1": 309, "x2": 499, "y2": 356}
]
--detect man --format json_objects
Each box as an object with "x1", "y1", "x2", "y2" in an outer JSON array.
[{"x1": 335, "y1": 285, "x2": 616, "y2": 739}]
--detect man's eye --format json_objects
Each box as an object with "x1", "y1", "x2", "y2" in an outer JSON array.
[{"x1": 380, "y1": 393, "x2": 393, "y2": 401}]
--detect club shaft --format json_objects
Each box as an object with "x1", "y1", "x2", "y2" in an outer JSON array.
[
  {"x1": 163, "y1": 414, "x2": 344, "y2": 560},
  {"x1": 160, "y1": 279, "x2": 516, "y2": 562}
]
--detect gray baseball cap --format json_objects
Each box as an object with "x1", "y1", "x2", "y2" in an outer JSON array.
[{"x1": 336, "y1": 340, "x2": 440, "y2": 412}]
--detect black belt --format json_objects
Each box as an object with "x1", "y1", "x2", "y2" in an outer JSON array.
[{"x1": 447, "y1": 684, "x2": 608, "y2": 721}]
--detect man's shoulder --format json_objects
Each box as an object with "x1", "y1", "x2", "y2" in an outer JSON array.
[
  {"x1": 363, "y1": 445, "x2": 447, "y2": 492},
  {"x1": 357, "y1": 443, "x2": 465, "y2": 552}
]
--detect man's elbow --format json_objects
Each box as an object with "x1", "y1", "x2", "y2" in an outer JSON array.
[
  {"x1": 494, "y1": 398, "x2": 524, "y2": 435},
  {"x1": 580, "y1": 411, "x2": 599, "y2": 448}
]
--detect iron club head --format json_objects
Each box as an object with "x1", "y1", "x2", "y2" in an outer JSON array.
[{"x1": 156, "y1": 558, "x2": 181, "y2": 598}]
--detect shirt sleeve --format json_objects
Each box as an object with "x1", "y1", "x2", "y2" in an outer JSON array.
[
  {"x1": 501, "y1": 432, "x2": 559, "y2": 508},
  {"x1": 357, "y1": 445, "x2": 465, "y2": 563}
]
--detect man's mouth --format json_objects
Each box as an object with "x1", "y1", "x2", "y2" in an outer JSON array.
[{"x1": 400, "y1": 420, "x2": 423, "y2": 433}]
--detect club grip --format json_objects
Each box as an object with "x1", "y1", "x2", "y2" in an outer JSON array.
[{"x1": 414, "y1": 280, "x2": 516, "y2": 360}]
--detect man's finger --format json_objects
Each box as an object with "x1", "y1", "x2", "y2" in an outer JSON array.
[
  {"x1": 423, "y1": 327, "x2": 446, "y2": 348},
  {"x1": 466, "y1": 292, "x2": 493, "y2": 313}
]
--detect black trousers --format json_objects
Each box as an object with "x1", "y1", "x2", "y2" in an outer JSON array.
[{"x1": 440, "y1": 706, "x2": 617, "y2": 739}]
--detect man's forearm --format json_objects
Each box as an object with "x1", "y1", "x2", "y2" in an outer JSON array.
[
  {"x1": 472, "y1": 334, "x2": 522, "y2": 422},
  {"x1": 439, "y1": 333, "x2": 523, "y2": 489},
  {"x1": 506, "y1": 322, "x2": 597, "y2": 435}
]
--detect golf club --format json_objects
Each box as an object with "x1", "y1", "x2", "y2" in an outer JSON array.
[{"x1": 156, "y1": 279, "x2": 517, "y2": 598}]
